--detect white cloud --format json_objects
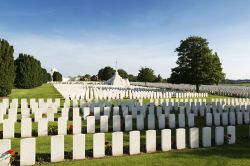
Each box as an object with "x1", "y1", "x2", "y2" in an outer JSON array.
[
  {"x1": 2, "y1": 22, "x2": 250, "y2": 80},
  {"x1": 2, "y1": 32, "x2": 176, "y2": 78}
]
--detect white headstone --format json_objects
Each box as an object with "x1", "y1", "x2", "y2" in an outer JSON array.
[
  {"x1": 215, "y1": 126, "x2": 224, "y2": 145},
  {"x1": 178, "y1": 114, "x2": 185, "y2": 128},
  {"x1": 202, "y1": 127, "x2": 211, "y2": 147},
  {"x1": 3, "y1": 119, "x2": 14, "y2": 138},
  {"x1": 136, "y1": 115, "x2": 144, "y2": 130},
  {"x1": 58, "y1": 117, "x2": 67, "y2": 135},
  {"x1": 113, "y1": 107, "x2": 120, "y2": 115},
  {"x1": 73, "y1": 117, "x2": 82, "y2": 134},
  {"x1": 214, "y1": 113, "x2": 220, "y2": 126},
  {"x1": 227, "y1": 126, "x2": 235, "y2": 144},
  {"x1": 100, "y1": 116, "x2": 109, "y2": 132},
  {"x1": 38, "y1": 119, "x2": 48, "y2": 137},
  {"x1": 47, "y1": 111, "x2": 54, "y2": 122},
  {"x1": 146, "y1": 130, "x2": 156, "y2": 153},
  {"x1": 20, "y1": 138, "x2": 36, "y2": 165},
  {"x1": 112, "y1": 132, "x2": 123, "y2": 156},
  {"x1": 113, "y1": 115, "x2": 121, "y2": 132},
  {"x1": 34, "y1": 111, "x2": 42, "y2": 122},
  {"x1": 161, "y1": 129, "x2": 171, "y2": 151},
  {"x1": 244, "y1": 112, "x2": 249, "y2": 124},
  {"x1": 237, "y1": 112, "x2": 243, "y2": 125},
  {"x1": 189, "y1": 128, "x2": 199, "y2": 149},
  {"x1": 93, "y1": 133, "x2": 105, "y2": 158},
  {"x1": 188, "y1": 113, "x2": 194, "y2": 127},
  {"x1": 21, "y1": 118, "x2": 32, "y2": 138},
  {"x1": 51, "y1": 135, "x2": 64, "y2": 162},
  {"x1": 87, "y1": 116, "x2": 95, "y2": 133},
  {"x1": 176, "y1": 128, "x2": 186, "y2": 149},
  {"x1": 125, "y1": 115, "x2": 133, "y2": 131},
  {"x1": 158, "y1": 114, "x2": 165, "y2": 129},
  {"x1": 148, "y1": 114, "x2": 155, "y2": 130},
  {"x1": 94, "y1": 107, "x2": 101, "y2": 120},
  {"x1": 168, "y1": 114, "x2": 176, "y2": 128},
  {"x1": 229, "y1": 112, "x2": 235, "y2": 125},
  {"x1": 73, "y1": 134, "x2": 85, "y2": 159},
  {"x1": 129, "y1": 131, "x2": 140, "y2": 155},
  {"x1": 72, "y1": 108, "x2": 80, "y2": 119},
  {"x1": 206, "y1": 113, "x2": 212, "y2": 126}
]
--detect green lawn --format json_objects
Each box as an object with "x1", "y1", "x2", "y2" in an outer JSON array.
[
  {"x1": 8, "y1": 84, "x2": 63, "y2": 100},
  {"x1": 5, "y1": 125, "x2": 250, "y2": 166},
  {"x1": 0, "y1": 84, "x2": 248, "y2": 166},
  {"x1": 46, "y1": 142, "x2": 250, "y2": 166}
]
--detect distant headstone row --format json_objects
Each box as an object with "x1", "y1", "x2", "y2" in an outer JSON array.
[
  {"x1": 131, "y1": 82, "x2": 250, "y2": 98},
  {"x1": 53, "y1": 83, "x2": 208, "y2": 99}
]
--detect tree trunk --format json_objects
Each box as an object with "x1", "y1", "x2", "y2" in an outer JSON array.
[{"x1": 196, "y1": 84, "x2": 199, "y2": 92}]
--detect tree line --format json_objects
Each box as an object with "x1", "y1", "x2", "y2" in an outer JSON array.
[
  {"x1": 81, "y1": 36, "x2": 225, "y2": 92},
  {"x1": 79, "y1": 66, "x2": 166, "y2": 83},
  {"x1": 0, "y1": 38, "x2": 62, "y2": 97}
]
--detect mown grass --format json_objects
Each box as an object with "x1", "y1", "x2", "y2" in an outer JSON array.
[{"x1": 7, "y1": 84, "x2": 63, "y2": 101}]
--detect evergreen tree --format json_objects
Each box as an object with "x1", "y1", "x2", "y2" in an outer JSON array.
[
  {"x1": 98, "y1": 66, "x2": 115, "y2": 81},
  {"x1": 15, "y1": 54, "x2": 44, "y2": 88},
  {"x1": 137, "y1": 67, "x2": 156, "y2": 82},
  {"x1": 118, "y1": 69, "x2": 128, "y2": 79},
  {"x1": 47, "y1": 73, "x2": 52, "y2": 82},
  {"x1": 52, "y1": 71, "x2": 62, "y2": 81},
  {"x1": 0, "y1": 39, "x2": 15, "y2": 96}
]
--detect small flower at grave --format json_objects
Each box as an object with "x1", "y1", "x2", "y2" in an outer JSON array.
[
  {"x1": 69, "y1": 124, "x2": 73, "y2": 130},
  {"x1": 5, "y1": 148, "x2": 18, "y2": 164},
  {"x1": 67, "y1": 124, "x2": 73, "y2": 134},
  {"x1": 7, "y1": 149, "x2": 14, "y2": 154}
]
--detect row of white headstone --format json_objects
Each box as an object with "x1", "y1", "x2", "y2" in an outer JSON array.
[
  {"x1": 130, "y1": 82, "x2": 250, "y2": 98},
  {"x1": 0, "y1": 126, "x2": 236, "y2": 165},
  {"x1": 53, "y1": 83, "x2": 209, "y2": 99},
  {"x1": 1, "y1": 97, "x2": 249, "y2": 118},
  {"x1": 1, "y1": 100, "x2": 250, "y2": 125},
  {"x1": 3, "y1": 111, "x2": 244, "y2": 138}
]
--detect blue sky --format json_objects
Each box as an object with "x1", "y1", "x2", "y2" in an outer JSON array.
[{"x1": 0, "y1": 0, "x2": 250, "y2": 79}]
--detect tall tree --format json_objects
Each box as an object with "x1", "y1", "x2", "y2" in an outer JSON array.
[
  {"x1": 80, "y1": 74, "x2": 91, "y2": 81},
  {"x1": 47, "y1": 73, "x2": 52, "y2": 82},
  {"x1": 0, "y1": 39, "x2": 15, "y2": 96},
  {"x1": 154, "y1": 74, "x2": 163, "y2": 82},
  {"x1": 128, "y1": 74, "x2": 137, "y2": 82},
  {"x1": 137, "y1": 67, "x2": 156, "y2": 82},
  {"x1": 41, "y1": 68, "x2": 49, "y2": 83},
  {"x1": 169, "y1": 36, "x2": 225, "y2": 92},
  {"x1": 98, "y1": 66, "x2": 115, "y2": 81},
  {"x1": 118, "y1": 69, "x2": 128, "y2": 79},
  {"x1": 15, "y1": 54, "x2": 44, "y2": 88},
  {"x1": 53, "y1": 71, "x2": 62, "y2": 81}
]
